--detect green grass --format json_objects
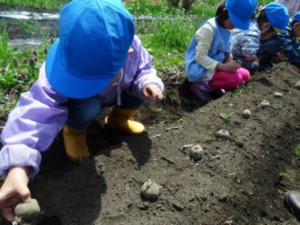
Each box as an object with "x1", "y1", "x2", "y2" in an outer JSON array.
[
  {"x1": 0, "y1": 0, "x2": 277, "y2": 112},
  {"x1": 0, "y1": 32, "x2": 49, "y2": 92},
  {"x1": 0, "y1": 0, "x2": 274, "y2": 11},
  {"x1": 0, "y1": 0, "x2": 69, "y2": 9}
]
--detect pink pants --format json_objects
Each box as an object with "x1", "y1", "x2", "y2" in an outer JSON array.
[{"x1": 209, "y1": 68, "x2": 250, "y2": 91}]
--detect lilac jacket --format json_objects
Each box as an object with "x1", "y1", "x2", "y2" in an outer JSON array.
[{"x1": 0, "y1": 35, "x2": 164, "y2": 178}]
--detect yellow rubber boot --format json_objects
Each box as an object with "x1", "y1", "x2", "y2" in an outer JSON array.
[
  {"x1": 62, "y1": 124, "x2": 90, "y2": 161},
  {"x1": 105, "y1": 107, "x2": 145, "y2": 135}
]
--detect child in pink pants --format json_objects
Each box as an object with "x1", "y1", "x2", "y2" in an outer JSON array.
[
  {"x1": 190, "y1": 68, "x2": 250, "y2": 102},
  {"x1": 185, "y1": 0, "x2": 254, "y2": 103},
  {"x1": 209, "y1": 68, "x2": 250, "y2": 91}
]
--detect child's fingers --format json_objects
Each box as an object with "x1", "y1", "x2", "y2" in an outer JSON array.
[
  {"x1": 0, "y1": 193, "x2": 20, "y2": 209},
  {"x1": 2, "y1": 207, "x2": 15, "y2": 222}
]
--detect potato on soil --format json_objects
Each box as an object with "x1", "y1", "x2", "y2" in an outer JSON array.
[
  {"x1": 141, "y1": 179, "x2": 160, "y2": 200},
  {"x1": 14, "y1": 199, "x2": 40, "y2": 224}
]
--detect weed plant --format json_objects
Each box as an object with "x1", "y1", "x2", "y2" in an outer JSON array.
[
  {"x1": 0, "y1": 32, "x2": 49, "y2": 93},
  {"x1": 294, "y1": 145, "x2": 300, "y2": 157},
  {"x1": 176, "y1": 116, "x2": 186, "y2": 124},
  {"x1": 220, "y1": 112, "x2": 234, "y2": 123},
  {"x1": 279, "y1": 171, "x2": 289, "y2": 179}
]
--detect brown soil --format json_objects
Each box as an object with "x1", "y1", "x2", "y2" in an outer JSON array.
[{"x1": 0, "y1": 61, "x2": 300, "y2": 225}]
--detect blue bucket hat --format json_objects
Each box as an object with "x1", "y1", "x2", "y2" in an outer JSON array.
[
  {"x1": 264, "y1": 2, "x2": 289, "y2": 31},
  {"x1": 225, "y1": 0, "x2": 258, "y2": 30},
  {"x1": 294, "y1": 11, "x2": 300, "y2": 22},
  {"x1": 46, "y1": 0, "x2": 135, "y2": 99}
]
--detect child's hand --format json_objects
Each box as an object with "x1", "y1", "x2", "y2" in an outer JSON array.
[
  {"x1": 143, "y1": 84, "x2": 163, "y2": 102},
  {"x1": 217, "y1": 60, "x2": 241, "y2": 72},
  {"x1": 0, "y1": 166, "x2": 30, "y2": 222}
]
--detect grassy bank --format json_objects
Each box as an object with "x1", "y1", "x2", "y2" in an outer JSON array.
[{"x1": 0, "y1": 0, "x2": 273, "y2": 112}]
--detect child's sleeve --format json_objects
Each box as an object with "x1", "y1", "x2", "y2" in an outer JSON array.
[
  {"x1": 195, "y1": 24, "x2": 219, "y2": 71},
  {"x1": 0, "y1": 63, "x2": 69, "y2": 178},
  {"x1": 128, "y1": 36, "x2": 164, "y2": 103},
  {"x1": 277, "y1": 31, "x2": 300, "y2": 64}
]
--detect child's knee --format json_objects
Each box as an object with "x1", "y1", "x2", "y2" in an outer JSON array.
[
  {"x1": 226, "y1": 73, "x2": 245, "y2": 90},
  {"x1": 237, "y1": 68, "x2": 250, "y2": 82}
]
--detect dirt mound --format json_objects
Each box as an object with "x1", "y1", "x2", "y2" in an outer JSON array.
[{"x1": 0, "y1": 61, "x2": 300, "y2": 225}]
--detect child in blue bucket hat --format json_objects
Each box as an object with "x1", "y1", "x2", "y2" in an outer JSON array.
[
  {"x1": 0, "y1": 0, "x2": 164, "y2": 222},
  {"x1": 276, "y1": 11, "x2": 300, "y2": 65},
  {"x1": 232, "y1": 2, "x2": 290, "y2": 74},
  {"x1": 185, "y1": 0, "x2": 257, "y2": 103}
]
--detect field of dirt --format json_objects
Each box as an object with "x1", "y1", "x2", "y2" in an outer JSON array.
[{"x1": 0, "y1": 60, "x2": 299, "y2": 225}]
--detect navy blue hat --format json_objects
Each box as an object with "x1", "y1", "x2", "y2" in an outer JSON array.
[
  {"x1": 265, "y1": 2, "x2": 290, "y2": 31},
  {"x1": 46, "y1": 0, "x2": 135, "y2": 99}
]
